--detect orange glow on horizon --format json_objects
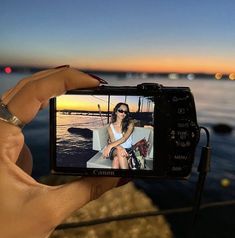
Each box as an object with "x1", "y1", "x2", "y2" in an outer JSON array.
[
  {"x1": 57, "y1": 95, "x2": 109, "y2": 111},
  {"x1": 57, "y1": 101, "x2": 109, "y2": 111},
  {"x1": 2, "y1": 55, "x2": 235, "y2": 74},
  {"x1": 71, "y1": 55, "x2": 235, "y2": 74},
  {"x1": 56, "y1": 95, "x2": 154, "y2": 112}
]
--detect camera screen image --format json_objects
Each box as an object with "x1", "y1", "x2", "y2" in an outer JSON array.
[{"x1": 55, "y1": 94, "x2": 155, "y2": 171}]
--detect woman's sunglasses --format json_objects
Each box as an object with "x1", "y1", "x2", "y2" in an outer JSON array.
[{"x1": 117, "y1": 109, "x2": 128, "y2": 114}]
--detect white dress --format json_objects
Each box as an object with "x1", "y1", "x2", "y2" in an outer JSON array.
[{"x1": 110, "y1": 123, "x2": 132, "y2": 149}]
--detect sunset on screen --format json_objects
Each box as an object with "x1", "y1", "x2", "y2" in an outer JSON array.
[{"x1": 57, "y1": 95, "x2": 154, "y2": 112}]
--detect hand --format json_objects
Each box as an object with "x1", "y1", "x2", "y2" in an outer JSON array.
[
  {"x1": 0, "y1": 66, "x2": 120, "y2": 238},
  {"x1": 103, "y1": 144, "x2": 113, "y2": 157},
  {"x1": 116, "y1": 146, "x2": 129, "y2": 157}
]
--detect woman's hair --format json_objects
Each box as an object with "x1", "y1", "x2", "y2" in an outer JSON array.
[{"x1": 111, "y1": 102, "x2": 130, "y2": 133}]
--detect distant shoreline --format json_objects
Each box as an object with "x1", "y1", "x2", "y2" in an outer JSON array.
[{"x1": 0, "y1": 64, "x2": 228, "y2": 79}]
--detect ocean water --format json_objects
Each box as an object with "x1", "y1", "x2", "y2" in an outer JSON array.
[
  {"x1": 0, "y1": 72, "x2": 235, "y2": 203},
  {"x1": 56, "y1": 113, "x2": 104, "y2": 167}
]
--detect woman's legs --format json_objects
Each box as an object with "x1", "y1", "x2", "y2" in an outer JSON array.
[
  {"x1": 118, "y1": 155, "x2": 129, "y2": 169},
  {"x1": 116, "y1": 147, "x2": 129, "y2": 169},
  {"x1": 112, "y1": 156, "x2": 120, "y2": 169},
  {"x1": 111, "y1": 147, "x2": 129, "y2": 169}
]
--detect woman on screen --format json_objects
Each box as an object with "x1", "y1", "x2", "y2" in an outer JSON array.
[{"x1": 103, "y1": 102, "x2": 136, "y2": 169}]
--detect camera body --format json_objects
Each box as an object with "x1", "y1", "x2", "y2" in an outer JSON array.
[{"x1": 50, "y1": 83, "x2": 200, "y2": 179}]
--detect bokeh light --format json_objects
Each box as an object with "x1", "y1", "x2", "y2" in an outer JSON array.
[
  {"x1": 4, "y1": 67, "x2": 12, "y2": 74},
  {"x1": 229, "y1": 73, "x2": 235, "y2": 80},
  {"x1": 215, "y1": 73, "x2": 223, "y2": 80}
]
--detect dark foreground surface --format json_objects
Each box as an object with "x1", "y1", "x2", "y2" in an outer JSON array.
[
  {"x1": 134, "y1": 179, "x2": 235, "y2": 238},
  {"x1": 21, "y1": 108, "x2": 235, "y2": 238}
]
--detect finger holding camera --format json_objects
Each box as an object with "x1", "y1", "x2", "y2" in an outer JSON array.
[{"x1": 0, "y1": 66, "x2": 120, "y2": 238}]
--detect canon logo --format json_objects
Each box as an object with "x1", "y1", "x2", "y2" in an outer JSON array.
[{"x1": 93, "y1": 170, "x2": 115, "y2": 176}]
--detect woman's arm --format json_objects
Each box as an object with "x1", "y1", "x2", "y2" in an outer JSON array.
[
  {"x1": 107, "y1": 126, "x2": 116, "y2": 143},
  {"x1": 103, "y1": 122, "x2": 134, "y2": 157}
]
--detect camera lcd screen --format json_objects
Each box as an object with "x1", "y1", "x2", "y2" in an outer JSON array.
[{"x1": 54, "y1": 94, "x2": 155, "y2": 172}]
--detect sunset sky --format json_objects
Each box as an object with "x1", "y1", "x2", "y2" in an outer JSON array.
[
  {"x1": 57, "y1": 95, "x2": 154, "y2": 112},
  {"x1": 1, "y1": 0, "x2": 235, "y2": 73}
]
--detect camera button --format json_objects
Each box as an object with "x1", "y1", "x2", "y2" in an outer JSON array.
[
  {"x1": 177, "y1": 108, "x2": 186, "y2": 115},
  {"x1": 169, "y1": 130, "x2": 176, "y2": 139},
  {"x1": 168, "y1": 165, "x2": 192, "y2": 177},
  {"x1": 171, "y1": 166, "x2": 183, "y2": 172},
  {"x1": 175, "y1": 140, "x2": 191, "y2": 147},
  {"x1": 177, "y1": 121, "x2": 190, "y2": 128},
  {"x1": 173, "y1": 154, "x2": 190, "y2": 161}
]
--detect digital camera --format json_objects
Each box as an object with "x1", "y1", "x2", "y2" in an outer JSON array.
[{"x1": 50, "y1": 83, "x2": 200, "y2": 179}]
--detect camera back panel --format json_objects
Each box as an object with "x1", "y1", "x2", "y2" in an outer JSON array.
[
  {"x1": 50, "y1": 83, "x2": 200, "y2": 179},
  {"x1": 154, "y1": 86, "x2": 200, "y2": 178}
]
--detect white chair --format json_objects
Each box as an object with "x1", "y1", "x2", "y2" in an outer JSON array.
[{"x1": 86, "y1": 126, "x2": 153, "y2": 169}]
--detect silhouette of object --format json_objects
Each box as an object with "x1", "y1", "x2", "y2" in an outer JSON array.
[
  {"x1": 212, "y1": 123, "x2": 233, "y2": 134},
  {"x1": 68, "y1": 127, "x2": 92, "y2": 138}
]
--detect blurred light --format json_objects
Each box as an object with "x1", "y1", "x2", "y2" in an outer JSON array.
[
  {"x1": 220, "y1": 178, "x2": 231, "y2": 187},
  {"x1": 215, "y1": 73, "x2": 223, "y2": 80},
  {"x1": 229, "y1": 73, "x2": 235, "y2": 80},
  {"x1": 168, "y1": 73, "x2": 179, "y2": 80},
  {"x1": 4, "y1": 66, "x2": 12, "y2": 74},
  {"x1": 187, "y1": 73, "x2": 195, "y2": 80}
]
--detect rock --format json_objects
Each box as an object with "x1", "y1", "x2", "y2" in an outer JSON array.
[
  {"x1": 68, "y1": 127, "x2": 92, "y2": 138},
  {"x1": 212, "y1": 123, "x2": 233, "y2": 134}
]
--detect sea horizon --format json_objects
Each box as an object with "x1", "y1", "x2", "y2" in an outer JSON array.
[{"x1": 0, "y1": 64, "x2": 233, "y2": 80}]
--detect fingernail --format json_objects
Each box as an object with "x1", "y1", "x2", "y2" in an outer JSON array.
[
  {"x1": 87, "y1": 73, "x2": 108, "y2": 84},
  {"x1": 54, "y1": 65, "x2": 70, "y2": 69}
]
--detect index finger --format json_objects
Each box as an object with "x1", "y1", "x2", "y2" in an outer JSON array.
[{"x1": 7, "y1": 68, "x2": 103, "y2": 125}]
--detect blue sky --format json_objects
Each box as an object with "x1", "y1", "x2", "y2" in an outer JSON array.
[{"x1": 1, "y1": 0, "x2": 235, "y2": 73}]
